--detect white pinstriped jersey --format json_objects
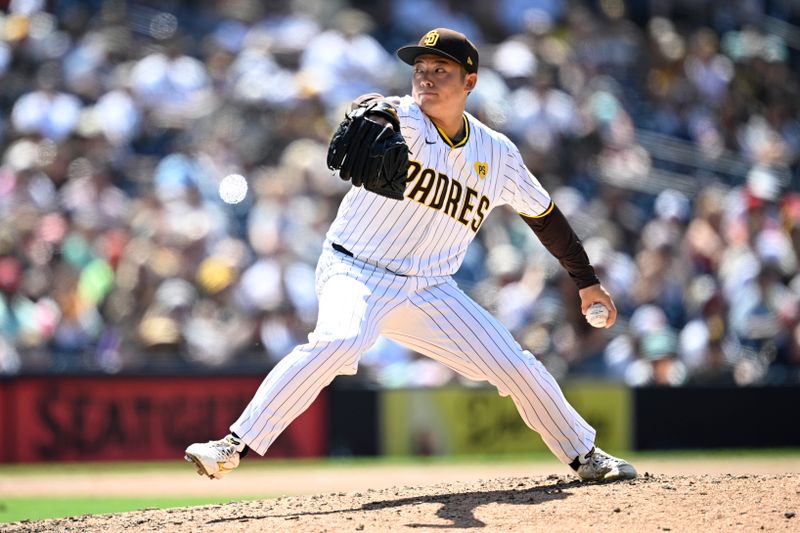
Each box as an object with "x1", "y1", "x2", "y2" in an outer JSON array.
[
  {"x1": 231, "y1": 100, "x2": 599, "y2": 469},
  {"x1": 326, "y1": 95, "x2": 552, "y2": 277}
]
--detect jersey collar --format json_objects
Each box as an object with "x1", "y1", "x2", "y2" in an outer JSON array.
[{"x1": 434, "y1": 115, "x2": 470, "y2": 149}]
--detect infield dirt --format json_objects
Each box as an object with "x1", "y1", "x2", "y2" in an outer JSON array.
[{"x1": 4, "y1": 469, "x2": 799, "y2": 532}]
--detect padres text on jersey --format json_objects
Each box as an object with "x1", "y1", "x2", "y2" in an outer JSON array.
[{"x1": 327, "y1": 96, "x2": 552, "y2": 277}]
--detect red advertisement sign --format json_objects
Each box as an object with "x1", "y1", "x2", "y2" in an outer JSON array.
[
  {"x1": 0, "y1": 376, "x2": 328, "y2": 463},
  {"x1": 0, "y1": 381, "x2": 6, "y2": 460}
]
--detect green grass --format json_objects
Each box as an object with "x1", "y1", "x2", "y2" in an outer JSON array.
[
  {"x1": 1, "y1": 448, "x2": 798, "y2": 524},
  {"x1": 0, "y1": 447, "x2": 798, "y2": 480},
  {"x1": 0, "y1": 453, "x2": 558, "y2": 478},
  {"x1": 1, "y1": 447, "x2": 797, "y2": 476},
  {"x1": 0, "y1": 496, "x2": 264, "y2": 524}
]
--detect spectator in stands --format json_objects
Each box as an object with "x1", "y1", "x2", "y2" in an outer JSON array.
[{"x1": 0, "y1": 0, "x2": 797, "y2": 387}]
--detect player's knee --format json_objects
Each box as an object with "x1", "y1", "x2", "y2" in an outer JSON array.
[
  {"x1": 520, "y1": 350, "x2": 546, "y2": 371},
  {"x1": 336, "y1": 359, "x2": 359, "y2": 376},
  {"x1": 305, "y1": 332, "x2": 369, "y2": 368},
  {"x1": 484, "y1": 350, "x2": 542, "y2": 392},
  {"x1": 494, "y1": 350, "x2": 535, "y2": 374},
  {"x1": 505, "y1": 350, "x2": 545, "y2": 378}
]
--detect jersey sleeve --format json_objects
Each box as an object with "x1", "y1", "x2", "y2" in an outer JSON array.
[
  {"x1": 391, "y1": 96, "x2": 423, "y2": 153},
  {"x1": 350, "y1": 94, "x2": 422, "y2": 151},
  {"x1": 498, "y1": 145, "x2": 553, "y2": 217}
]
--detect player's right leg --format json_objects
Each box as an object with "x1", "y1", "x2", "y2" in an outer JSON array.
[
  {"x1": 185, "y1": 250, "x2": 407, "y2": 479},
  {"x1": 381, "y1": 278, "x2": 636, "y2": 482}
]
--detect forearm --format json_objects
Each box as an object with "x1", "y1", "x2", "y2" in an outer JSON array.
[{"x1": 520, "y1": 203, "x2": 599, "y2": 289}]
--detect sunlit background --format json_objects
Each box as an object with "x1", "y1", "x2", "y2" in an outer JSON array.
[{"x1": 1, "y1": 0, "x2": 799, "y2": 482}]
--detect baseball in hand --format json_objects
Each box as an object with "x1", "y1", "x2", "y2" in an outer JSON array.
[
  {"x1": 585, "y1": 303, "x2": 609, "y2": 328},
  {"x1": 219, "y1": 174, "x2": 248, "y2": 204}
]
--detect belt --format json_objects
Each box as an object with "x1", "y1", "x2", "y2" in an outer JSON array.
[
  {"x1": 331, "y1": 242, "x2": 406, "y2": 277},
  {"x1": 332, "y1": 242, "x2": 354, "y2": 257}
]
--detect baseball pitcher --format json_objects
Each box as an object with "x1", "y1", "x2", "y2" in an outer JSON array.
[{"x1": 185, "y1": 28, "x2": 637, "y2": 483}]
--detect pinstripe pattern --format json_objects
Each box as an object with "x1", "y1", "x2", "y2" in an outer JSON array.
[
  {"x1": 326, "y1": 96, "x2": 552, "y2": 277},
  {"x1": 232, "y1": 249, "x2": 413, "y2": 454},
  {"x1": 232, "y1": 248, "x2": 595, "y2": 463},
  {"x1": 229, "y1": 93, "x2": 597, "y2": 466},
  {"x1": 382, "y1": 280, "x2": 595, "y2": 463}
]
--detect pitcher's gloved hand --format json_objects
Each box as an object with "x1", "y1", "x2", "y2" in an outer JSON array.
[{"x1": 327, "y1": 101, "x2": 409, "y2": 200}]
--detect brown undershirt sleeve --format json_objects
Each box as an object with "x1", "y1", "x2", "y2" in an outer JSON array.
[{"x1": 520, "y1": 202, "x2": 600, "y2": 289}]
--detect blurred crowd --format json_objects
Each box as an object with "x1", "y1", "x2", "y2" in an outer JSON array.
[{"x1": 0, "y1": 0, "x2": 799, "y2": 387}]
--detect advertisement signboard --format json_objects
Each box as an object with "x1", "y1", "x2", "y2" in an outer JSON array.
[
  {"x1": 0, "y1": 376, "x2": 328, "y2": 462},
  {"x1": 381, "y1": 383, "x2": 631, "y2": 456}
]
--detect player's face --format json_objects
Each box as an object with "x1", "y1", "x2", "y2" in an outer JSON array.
[{"x1": 412, "y1": 55, "x2": 476, "y2": 118}]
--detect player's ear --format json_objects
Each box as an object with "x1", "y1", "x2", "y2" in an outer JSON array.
[{"x1": 464, "y1": 73, "x2": 477, "y2": 92}]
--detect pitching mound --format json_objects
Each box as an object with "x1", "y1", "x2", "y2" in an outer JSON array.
[{"x1": 5, "y1": 473, "x2": 798, "y2": 532}]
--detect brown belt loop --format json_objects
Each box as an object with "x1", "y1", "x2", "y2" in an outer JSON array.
[
  {"x1": 332, "y1": 243, "x2": 354, "y2": 257},
  {"x1": 330, "y1": 242, "x2": 407, "y2": 277}
]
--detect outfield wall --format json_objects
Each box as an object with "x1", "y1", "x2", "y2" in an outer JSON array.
[
  {"x1": 379, "y1": 383, "x2": 631, "y2": 456},
  {"x1": 1, "y1": 376, "x2": 798, "y2": 462},
  {"x1": 635, "y1": 386, "x2": 800, "y2": 449},
  {"x1": 0, "y1": 376, "x2": 327, "y2": 462}
]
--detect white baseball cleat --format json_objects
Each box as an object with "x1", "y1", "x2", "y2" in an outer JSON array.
[
  {"x1": 184, "y1": 434, "x2": 245, "y2": 479},
  {"x1": 572, "y1": 447, "x2": 637, "y2": 482}
]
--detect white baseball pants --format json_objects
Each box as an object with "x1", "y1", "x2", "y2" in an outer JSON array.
[{"x1": 231, "y1": 246, "x2": 596, "y2": 464}]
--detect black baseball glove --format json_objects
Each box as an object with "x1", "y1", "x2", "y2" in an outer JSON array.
[{"x1": 327, "y1": 101, "x2": 409, "y2": 200}]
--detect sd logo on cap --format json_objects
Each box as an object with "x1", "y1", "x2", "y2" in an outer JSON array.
[
  {"x1": 397, "y1": 27, "x2": 479, "y2": 74},
  {"x1": 423, "y1": 30, "x2": 440, "y2": 46}
]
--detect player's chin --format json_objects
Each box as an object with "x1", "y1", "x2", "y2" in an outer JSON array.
[
  {"x1": 416, "y1": 98, "x2": 440, "y2": 115},
  {"x1": 415, "y1": 93, "x2": 438, "y2": 107}
]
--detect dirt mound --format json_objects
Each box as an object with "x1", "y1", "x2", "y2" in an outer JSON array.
[{"x1": 5, "y1": 473, "x2": 798, "y2": 532}]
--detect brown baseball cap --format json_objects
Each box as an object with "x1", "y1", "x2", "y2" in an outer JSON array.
[{"x1": 397, "y1": 28, "x2": 479, "y2": 74}]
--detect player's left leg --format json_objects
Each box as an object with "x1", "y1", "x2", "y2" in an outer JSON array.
[
  {"x1": 381, "y1": 278, "x2": 636, "y2": 481},
  {"x1": 186, "y1": 250, "x2": 408, "y2": 479}
]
